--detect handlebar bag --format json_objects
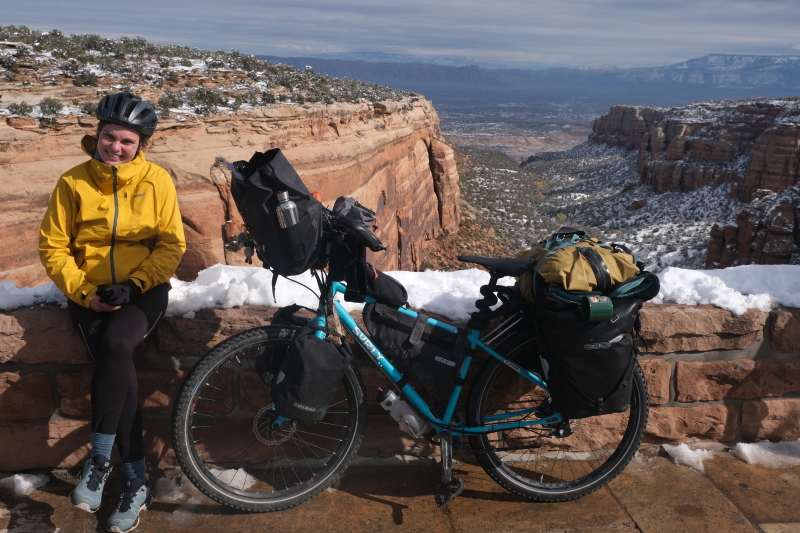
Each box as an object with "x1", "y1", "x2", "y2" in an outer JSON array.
[
  {"x1": 272, "y1": 326, "x2": 354, "y2": 424},
  {"x1": 535, "y1": 299, "x2": 641, "y2": 420},
  {"x1": 229, "y1": 149, "x2": 323, "y2": 276},
  {"x1": 362, "y1": 303, "x2": 468, "y2": 407}
]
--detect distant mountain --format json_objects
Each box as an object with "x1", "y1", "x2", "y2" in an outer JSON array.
[
  {"x1": 306, "y1": 51, "x2": 486, "y2": 68},
  {"x1": 257, "y1": 53, "x2": 800, "y2": 117}
]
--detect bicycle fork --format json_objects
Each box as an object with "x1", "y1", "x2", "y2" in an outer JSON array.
[{"x1": 435, "y1": 431, "x2": 465, "y2": 507}]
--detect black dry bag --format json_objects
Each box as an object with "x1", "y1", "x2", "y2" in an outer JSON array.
[
  {"x1": 272, "y1": 327, "x2": 353, "y2": 424},
  {"x1": 535, "y1": 299, "x2": 642, "y2": 420},
  {"x1": 229, "y1": 149, "x2": 323, "y2": 276}
]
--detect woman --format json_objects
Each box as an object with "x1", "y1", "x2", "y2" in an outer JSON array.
[{"x1": 39, "y1": 92, "x2": 186, "y2": 533}]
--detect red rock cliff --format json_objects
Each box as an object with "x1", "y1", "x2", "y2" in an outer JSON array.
[
  {"x1": 591, "y1": 101, "x2": 800, "y2": 202},
  {"x1": 0, "y1": 98, "x2": 460, "y2": 286}
]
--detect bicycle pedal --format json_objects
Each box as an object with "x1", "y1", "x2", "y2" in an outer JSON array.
[{"x1": 434, "y1": 477, "x2": 465, "y2": 507}]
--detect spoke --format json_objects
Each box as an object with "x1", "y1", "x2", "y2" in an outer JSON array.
[
  {"x1": 200, "y1": 383, "x2": 229, "y2": 395},
  {"x1": 293, "y1": 429, "x2": 343, "y2": 442}
]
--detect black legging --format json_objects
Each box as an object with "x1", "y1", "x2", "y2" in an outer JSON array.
[{"x1": 68, "y1": 283, "x2": 169, "y2": 464}]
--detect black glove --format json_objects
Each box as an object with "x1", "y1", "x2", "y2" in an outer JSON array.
[{"x1": 97, "y1": 280, "x2": 142, "y2": 306}]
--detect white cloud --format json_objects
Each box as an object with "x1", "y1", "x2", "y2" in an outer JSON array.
[{"x1": 3, "y1": 0, "x2": 800, "y2": 68}]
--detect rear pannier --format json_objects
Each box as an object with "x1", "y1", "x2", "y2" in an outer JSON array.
[
  {"x1": 515, "y1": 227, "x2": 658, "y2": 419},
  {"x1": 535, "y1": 299, "x2": 642, "y2": 420}
]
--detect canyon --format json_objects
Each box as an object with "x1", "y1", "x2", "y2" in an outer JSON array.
[
  {"x1": 590, "y1": 101, "x2": 800, "y2": 267},
  {"x1": 0, "y1": 94, "x2": 460, "y2": 287}
]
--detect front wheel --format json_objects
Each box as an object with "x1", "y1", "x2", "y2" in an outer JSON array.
[
  {"x1": 172, "y1": 325, "x2": 367, "y2": 512},
  {"x1": 467, "y1": 331, "x2": 648, "y2": 502}
]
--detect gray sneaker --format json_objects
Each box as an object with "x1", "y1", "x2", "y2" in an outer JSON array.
[
  {"x1": 107, "y1": 478, "x2": 151, "y2": 533},
  {"x1": 70, "y1": 454, "x2": 113, "y2": 513}
]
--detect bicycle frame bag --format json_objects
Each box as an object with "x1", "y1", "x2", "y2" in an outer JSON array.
[
  {"x1": 272, "y1": 326, "x2": 354, "y2": 424},
  {"x1": 535, "y1": 298, "x2": 641, "y2": 420},
  {"x1": 362, "y1": 303, "x2": 468, "y2": 406},
  {"x1": 229, "y1": 149, "x2": 323, "y2": 276}
]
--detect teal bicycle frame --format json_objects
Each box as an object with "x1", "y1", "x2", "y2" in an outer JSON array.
[{"x1": 317, "y1": 281, "x2": 563, "y2": 437}]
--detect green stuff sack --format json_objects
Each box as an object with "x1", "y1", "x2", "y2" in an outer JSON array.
[{"x1": 517, "y1": 232, "x2": 642, "y2": 303}]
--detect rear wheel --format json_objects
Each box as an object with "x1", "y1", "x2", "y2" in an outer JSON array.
[
  {"x1": 467, "y1": 331, "x2": 648, "y2": 501},
  {"x1": 172, "y1": 325, "x2": 367, "y2": 512}
]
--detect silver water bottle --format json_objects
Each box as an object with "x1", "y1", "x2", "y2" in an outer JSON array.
[
  {"x1": 275, "y1": 191, "x2": 299, "y2": 228},
  {"x1": 377, "y1": 388, "x2": 431, "y2": 438}
]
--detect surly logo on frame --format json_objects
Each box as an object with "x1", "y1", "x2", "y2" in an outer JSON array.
[{"x1": 353, "y1": 326, "x2": 385, "y2": 361}]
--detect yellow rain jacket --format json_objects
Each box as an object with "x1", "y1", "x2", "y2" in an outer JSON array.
[{"x1": 39, "y1": 135, "x2": 186, "y2": 307}]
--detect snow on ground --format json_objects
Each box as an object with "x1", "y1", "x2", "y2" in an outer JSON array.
[
  {"x1": 662, "y1": 443, "x2": 715, "y2": 473},
  {"x1": 0, "y1": 473, "x2": 49, "y2": 496},
  {"x1": 731, "y1": 439, "x2": 800, "y2": 467},
  {"x1": 2, "y1": 263, "x2": 799, "y2": 320}
]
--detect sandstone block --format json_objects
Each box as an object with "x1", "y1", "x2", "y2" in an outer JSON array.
[
  {"x1": 639, "y1": 359, "x2": 671, "y2": 405},
  {"x1": 142, "y1": 419, "x2": 177, "y2": 468},
  {"x1": 139, "y1": 369, "x2": 187, "y2": 413},
  {"x1": 0, "y1": 307, "x2": 90, "y2": 364},
  {"x1": 676, "y1": 359, "x2": 800, "y2": 402},
  {"x1": 356, "y1": 365, "x2": 394, "y2": 409},
  {"x1": 156, "y1": 305, "x2": 276, "y2": 355},
  {"x1": 0, "y1": 419, "x2": 91, "y2": 470},
  {"x1": 638, "y1": 303, "x2": 766, "y2": 353},
  {"x1": 741, "y1": 399, "x2": 800, "y2": 441},
  {"x1": 0, "y1": 372, "x2": 55, "y2": 419},
  {"x1": 57, "y1": 371, "x2": 93, "y2": 416},
  {"x1": 239, "y1": 370, "x2": 269, "y2": 412},
  {"x1": 770, "y1": 307, "x2": 800, "y2": 353},
  {"x1": 645, "y1": 404, "x2": 738, "y2": 443}
]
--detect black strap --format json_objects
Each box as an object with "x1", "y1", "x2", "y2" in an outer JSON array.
[
  {"x1": 452, "y1": 329, "x2": 469, "y2": 362},
  {"x1": 396, "y1": 375, "x2": 410, "y2": 389},
  {"x1": 409, "y1": 312, "x2": 429, "y2": 346},
  {"x1": 271, "y1": 270, "x2": 279, "y2": 303},
  {"x1": 578, "y1": 247, "x2": 612, "y2": 293}
]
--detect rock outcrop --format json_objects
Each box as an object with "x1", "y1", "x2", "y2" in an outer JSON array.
[
  {"x1": 591, "y1": 101, "x2": 800, "y2": 203},
  {"x1": 705, "y1": 186, "x2": 799, "y2": 268},
  {"x1": 0, "y1": 96, "x2": 460, "y2": 287}
]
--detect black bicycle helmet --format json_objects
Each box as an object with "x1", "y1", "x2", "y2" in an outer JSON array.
[{"x1": 95, "y1": 92, "x2": 158, "y2": 136}]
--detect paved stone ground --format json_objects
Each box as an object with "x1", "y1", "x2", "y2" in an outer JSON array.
[{"x1": 2, "y1": 445, "x2": 800, "y2": 533}]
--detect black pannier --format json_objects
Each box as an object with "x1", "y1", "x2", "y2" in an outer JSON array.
[
  {"x1": 272, "y1": 327, "x2": 354, "y2": 424},
  {"x1": 535, "y1": 299, "x2": 642, "y2": 420},
  {"x1": 229, "y1": 149, "x2": 323, "y2": 276},
  {"x1": 362, "y1": 303, "x2": 467, "y2": 406}
]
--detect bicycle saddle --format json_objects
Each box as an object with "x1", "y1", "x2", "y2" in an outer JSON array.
[{"x1": 457, "y1": 255, "x2": 536, "y2": 277}]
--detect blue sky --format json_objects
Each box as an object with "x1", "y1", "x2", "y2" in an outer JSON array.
[{"x1": 3, "y1": 0, "x2": 800, "y2": 68}]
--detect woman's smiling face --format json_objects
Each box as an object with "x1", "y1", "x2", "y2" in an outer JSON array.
[{"x1": 97, "y1": 123, "x2": 140, "y2": 166}]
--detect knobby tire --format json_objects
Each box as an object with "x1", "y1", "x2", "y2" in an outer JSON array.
[
  {"x1": 172, "y1": 325, "x2": 367, "y2": 512},
  {"x1": 467, "y1": 331, "x2": 648, "y2": 501}
]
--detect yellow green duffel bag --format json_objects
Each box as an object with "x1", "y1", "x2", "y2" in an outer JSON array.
[{"x1": 517, "y1": 227, "x2": 647, "y2": 304}]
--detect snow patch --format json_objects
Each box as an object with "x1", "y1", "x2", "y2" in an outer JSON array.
[
  {"x1": 0, "y1": 473, "x2": 49, "y2": 496},
  {"x1": 662, "y1": 443, "x2": 714, "y2": 473},
  {"x1": 731, "y1": 439, "x2": 800, "y2": 467},
  {"x1": 654, "y1": 264, "x2": 800, "y2": 314}
]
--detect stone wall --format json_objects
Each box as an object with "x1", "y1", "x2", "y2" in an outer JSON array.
[{"x1": 0, "y1": 302, "x2": 798, "y2": 471}]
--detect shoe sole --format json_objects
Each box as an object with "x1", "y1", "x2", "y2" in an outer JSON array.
[
  {"x1": 107, "y1": 500, "x2": 149, "y2": 533},
  {"x1": 70, "y1": 490, "x2": 100, "y2": 514}
]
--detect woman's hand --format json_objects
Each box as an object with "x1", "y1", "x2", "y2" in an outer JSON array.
[{"x1": 89, "y1": 294, "x2": 121, "y2": 313}]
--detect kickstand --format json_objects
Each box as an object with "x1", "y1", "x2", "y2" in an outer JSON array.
[{"x1": 435, "y1": 431, "x2": 465, "y2": 507}]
